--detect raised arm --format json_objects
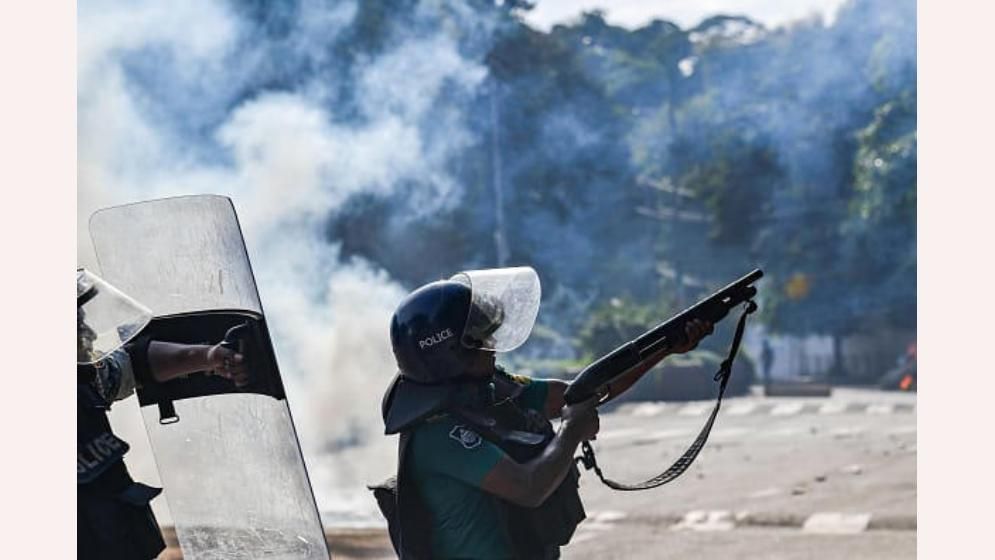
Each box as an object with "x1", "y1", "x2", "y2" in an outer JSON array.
[
  {"x1": 479, "y1": 396, "x2": 599, "y2": 508},
  {"x1": 542, "y1": 319, "x2": 714, "y2": 418},
  {"x1": 147, "y1": 341, "x2": 248, "y2": 386}
]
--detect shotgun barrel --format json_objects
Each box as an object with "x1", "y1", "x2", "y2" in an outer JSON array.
[{"x1": 563, "y1": 269, "x2": 763, "y2": 405}]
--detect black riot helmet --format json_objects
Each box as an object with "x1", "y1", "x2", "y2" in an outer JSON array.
[
  {"x1": 389, "y1": 279, "x2": 475, "y2": 383},
  {"x1": 382, "y1": 267, "x2": 541, "y2": 434}
]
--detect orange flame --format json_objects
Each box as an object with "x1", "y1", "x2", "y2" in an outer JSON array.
[{"x1": 899, "y1": 374, "x2": 913, "y2": 391}]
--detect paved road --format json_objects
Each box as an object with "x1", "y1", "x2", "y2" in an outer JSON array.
[
  {"x1": 581, "y1": 388, "x2": 915, "y2": 518},
  {"x1": 564, "y1": 527, "x2": 915, "y2": 560},
  {"x1": 158, "y1": 387, "x2": 917, "y2": 560},
  {"x1": 563, "y1": 387, "x2": 917, "y2": 559}
]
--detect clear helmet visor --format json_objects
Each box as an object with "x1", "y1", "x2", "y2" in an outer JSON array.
[
  {"x1": 451, "y1": 266, "x2": 541, "y2": 352},
  {"x1": 77, "y1": 268, "x2": 153, "y2": 364}
]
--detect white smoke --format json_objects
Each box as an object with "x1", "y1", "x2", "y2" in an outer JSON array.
[{"x1": 79, "y1": 0, "x2": 493, "y2": 525}]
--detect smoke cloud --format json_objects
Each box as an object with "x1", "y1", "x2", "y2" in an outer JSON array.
[
  {"x1": 79, "y1": 0, "x2": 915, "y2": 526},
  {"x1": 80, "y1": 0, "x2": 496, "y2": 524}
]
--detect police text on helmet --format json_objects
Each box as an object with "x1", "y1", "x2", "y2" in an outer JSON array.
[{"x1": 419, "y1": 328, "x2": 454, "y2": 349}]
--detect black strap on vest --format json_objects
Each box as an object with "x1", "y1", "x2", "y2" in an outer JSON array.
[{"x1": 578, "y1": 300, "x2": 757, "y2": 491}]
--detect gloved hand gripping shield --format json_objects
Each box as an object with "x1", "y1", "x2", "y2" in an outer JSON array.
[
  {"x1": 451, "y1": 267, "x2": 541, "y2": 352},
  {"x1": 77, "y1": 268, "x2": 153, "y2": 365}
]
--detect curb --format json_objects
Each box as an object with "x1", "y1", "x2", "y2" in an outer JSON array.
[
  {"x1": 614, "y1": 510, "x2": 916, "y2": 532},
  {"x1": 620, "y1": 400, "x2": 916, "y2": 417}
]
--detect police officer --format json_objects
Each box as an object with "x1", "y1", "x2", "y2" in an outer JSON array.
[
  {"x1": 761, "y1": 339, "x2": 774, "y2": 386},
  {"x1": 77, "y1": 269, "x2": 248, "y2": 560},
  {"x1": 375, "y1": 267, "x2": 712, "y2": 559}
]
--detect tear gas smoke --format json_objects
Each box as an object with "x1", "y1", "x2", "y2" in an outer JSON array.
[
  {"x1": 78, "y1": 0, "x2": 915, "y2": 526},
  {"x1": 79, "y1": 0, "x2": 496, "y2": 525}
]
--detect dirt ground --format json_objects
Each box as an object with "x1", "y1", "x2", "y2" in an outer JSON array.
[{"x1": 157, "y1": 527, "x2": 395, "y2": 559}]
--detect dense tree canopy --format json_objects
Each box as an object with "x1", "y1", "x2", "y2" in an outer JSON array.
[{"x1": 319, "y1": 0, "x2": 915, "y2": 357}]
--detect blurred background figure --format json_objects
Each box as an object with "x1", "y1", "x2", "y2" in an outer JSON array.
[{"x1": 762, "y1": 339, "x2": 774, "y2": 387}]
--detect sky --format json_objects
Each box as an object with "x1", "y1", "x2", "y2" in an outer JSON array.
[{"x1": 521, "y1": 0, "x2": 851, "y2": 31}]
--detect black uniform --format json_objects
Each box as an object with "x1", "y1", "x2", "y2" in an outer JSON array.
[
  {"x1": 373, "y1": 269, "x2": 581, "y2": 558},
  {"x1": 373, "y1": 371, "x2": 586, "y2": 559},
  {"x1": 77, "y1": 338, "x2": 166, "y2": 560}
]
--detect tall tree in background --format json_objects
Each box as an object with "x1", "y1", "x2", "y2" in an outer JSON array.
[{"x1": 317, "y1": 0, "x2": 916, "y2": 374}]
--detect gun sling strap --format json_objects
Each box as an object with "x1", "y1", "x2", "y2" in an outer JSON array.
[{"x1": 578, "y1": 300, "x2": 758, "y2": 491}]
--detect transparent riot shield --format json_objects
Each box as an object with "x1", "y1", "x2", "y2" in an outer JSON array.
[{"x1": 90, "y1": 195, "x2": 329, "y2": 560}]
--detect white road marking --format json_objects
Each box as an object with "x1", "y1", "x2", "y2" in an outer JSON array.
[
  {"x1": 629, "y1": 402, "x2": 667, "y2": 417},
  {"x1": 819, "y1": 402, "x2": 848, "y2": 415},
  {"x1": 572, "y1": 508, "x2": 897, "y2": 537},
  {"x1": 867, "y1": 403, "x2": 894, "y2": 415},
  {"x1": 727, "y1": 402, "x2": 757, "y2": 415},
  {"x1": 771, "y1": 402, "x2": 804, "y2": 416},
  {"x1": 599, "y1": 428, "x2": 645, "y2": 440},
  {"x1": 672, "y1": 510, "x2": 735, "y2": 531},
  {"x1": 802, "y1": 512, "x2": 871, "y2": 534},
  {"x1": 678, "y1": 403, "x2": 712, "y2": 416},
  {"x1": 617, "y1": 399, "x2": 915, "y2": 417},
  {"x1": 589, "y1": 510, "x2": 627, "y2": 523}
]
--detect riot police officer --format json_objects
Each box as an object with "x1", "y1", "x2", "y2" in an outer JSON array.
[
  {"x1": 77, "y1": 269, "x2": 248, "y2": 560},
  {"x1": 374, "y1": 267, "x2": 711, "y2": 559}
]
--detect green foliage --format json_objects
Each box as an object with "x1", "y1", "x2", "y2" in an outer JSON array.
[
  {"x1": 677, "y1": 133, "x2": 780, "y2": 246},
  {"x1": 851, "y1": 92, "x2": 916, "y2": 227},
  {"x1": 609, "y1": 348, "x2": 756, "y2": 403},
  {"x1": 577, "y1": 296, "x2": 677, "y2": 360},
  {"x1": 327, "y1": 0, "x2": 916, "y2": 345}
]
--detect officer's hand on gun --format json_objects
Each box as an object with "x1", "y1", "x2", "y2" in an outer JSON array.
[
  {"x1": 206, "y1": 344, "x2": 250, "y2": 387},
  {"x1": 634, "y1": 319, "x2": 715, "y2": 368},
  {"x1": 561, "y1": 396, "x2": 601, "y2": 442},
  {"x1": 668, "y1": 319, "x2": 714, "y2": 355}
]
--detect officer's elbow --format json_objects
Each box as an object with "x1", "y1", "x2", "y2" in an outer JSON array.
[
  {"x1": 482, "y1": 461, "x2": 552, "y2": 508},
  {"x1": 504, "y1": 485, "x2": 548, "y2": 509},
  {"x1": 515, "y1": 468, "x2": 559, "y2": 508}
]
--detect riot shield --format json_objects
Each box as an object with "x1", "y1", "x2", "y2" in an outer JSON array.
[{"x1": 89, "y1": 195, "x2": 329, "y2": 560}]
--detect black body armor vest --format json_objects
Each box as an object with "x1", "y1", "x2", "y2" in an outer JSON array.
[
  {"x1": 372, "y1": 373, "x2": 586, "y2": 559},
  {"x1": 78, "y1": 366, "x2": 165, "y2": 560}
]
